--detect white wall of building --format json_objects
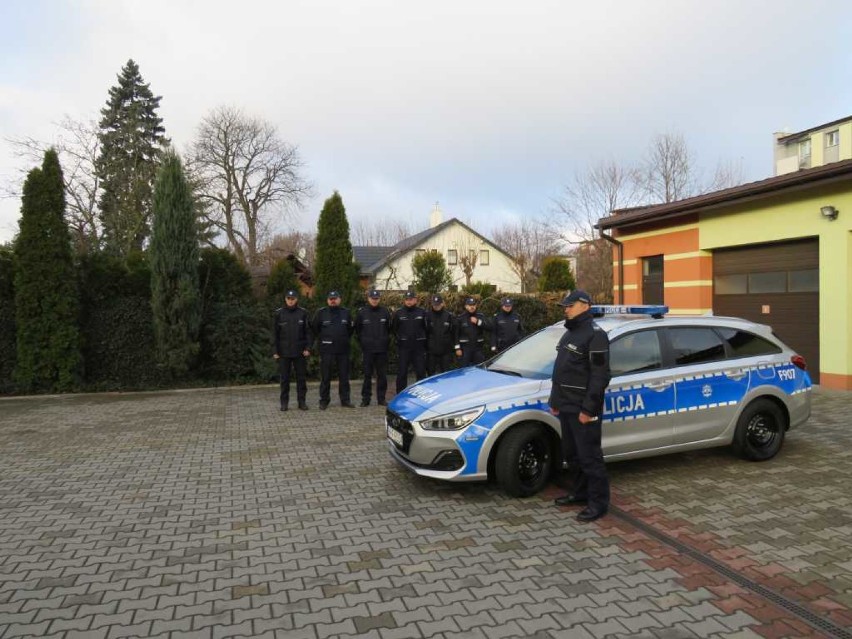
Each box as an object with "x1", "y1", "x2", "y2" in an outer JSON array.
[{"x1": 373, "y1": 221, "x2": 522, "y2": 292}]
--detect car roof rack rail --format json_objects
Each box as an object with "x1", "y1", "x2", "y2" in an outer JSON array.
[{"x1": 591, "y1": 305, "x2": 669, "y2": 319}]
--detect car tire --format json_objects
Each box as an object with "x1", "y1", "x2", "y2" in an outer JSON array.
[
  {"x1": 732, "y1": 398, "x2": 786, "y2": 461},
  {"x1": 495, "y1": 424, "x2": 553, "y2": 497}
]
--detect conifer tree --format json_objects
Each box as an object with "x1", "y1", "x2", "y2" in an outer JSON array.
[
  {"x1": 149, "y1": 152, "x2": 200, "y2": 378},
  {"x1": 96, "y1": 59, "x2": 168, "y2": 258},
  {"x1": 313, "y1": 192, "x2": 359, "y2": 305},
  {"x1": 266, "y1": 258, "x2": 301, "y2": 307},
  {"x1": 537, "y1": 257, "x2": 576, "y2": 292},
  {"x1": 14, "y1": 149, "x2": 81, "y2": 391}
]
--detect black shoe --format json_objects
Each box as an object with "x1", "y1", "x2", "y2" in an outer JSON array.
[
  {"x1": 377, "y1": 400, "x2": 387, "y2": 406},
  {"x1": 359, "y1": 400, "x2": 370, "y2": 407},
  {"x1": 280, "y1": 405, "x2": 288, "y2": 412},
  {"x1": 298, "y1": 403, "x2": 309, "y2": 411},
  {"x1": 576, "y1": 507, "x2": 607, "y2": 522},
  {"x1": 554, "y1": 494, "x2": 587, "y2": 506},
  {"x1": 341, "y1": 402, "x2": 356, "y2": 408},
  {"x1": 319, "y1": 403, "x2": 329, "y2": 410}
]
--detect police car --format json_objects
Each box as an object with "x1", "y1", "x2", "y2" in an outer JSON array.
[{"x1": 386, "y1": 306, "x2": 812, "y2": 497}]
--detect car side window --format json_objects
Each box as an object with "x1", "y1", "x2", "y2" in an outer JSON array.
[
  {"x1": 715, "y1": 328, "x2": 781, "y2": 358},
  {"x1": 610, "y1": 330, "x2": 663, "y2": 377},
  {"x1": 668, "y1": 327, "x2": 726, "y2": 366}
]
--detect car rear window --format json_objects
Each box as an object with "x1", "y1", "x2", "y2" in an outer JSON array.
[
  {"x1": 610, "y1": 330, "x2": 663, "y2": 376},
  {"x1": 668, "y1": 327, "x2": 726, "y2": 366},
  {"x1": 715, "y1": 327, "x2": 781, "y2": 358}
]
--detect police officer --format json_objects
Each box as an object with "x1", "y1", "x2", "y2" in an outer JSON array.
[
  {"x1": 354, "y1": 289, "x2": 391, "y2": 407},
  {"x1": 392, "y1": 290, "x2": 427, "y2": 393},
  {"x1": 455, "y1": 296, "x2": 490, "y2": 366},
  {"x1": 311, "y1": 290, "x2": 355, "y2": 410},
  {"x1": 491, "y1": 297, "x2": 524, "y2": 354},
  {"x1": 273, "y1": 289, "x2": 311, "y2": 411},
  {"x1": 549, "y1": 290, "x2": 611, "y2": 522},
  {"x1": 425, "y1": 294, "x2": 456, "y2": 375}
]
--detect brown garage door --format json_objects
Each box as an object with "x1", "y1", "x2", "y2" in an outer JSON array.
[{"x1": 713, "y1": 239, "x2": 819, "y2": 382}]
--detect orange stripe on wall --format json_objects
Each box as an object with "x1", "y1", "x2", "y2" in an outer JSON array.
[
  {"x1": 622, "y1": 228, "x2": 700, "y2": 258},
  {"x1": 663, "y1": 287, "x2": 712, "y2": 309},
  {"x1": 665, "y1": 257, "x2": 713, "y2": 281},
  {"x1": 820, "y1": 373, "x2": 852, "y2": 391}
]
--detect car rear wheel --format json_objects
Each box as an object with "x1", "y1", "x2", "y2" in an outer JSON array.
[
  {"x1": 495, "y1": 424, "x2": 553, "y2": 497},
  {"x1": 732, "y1": 398, "x2": 786, "y2": 461}
]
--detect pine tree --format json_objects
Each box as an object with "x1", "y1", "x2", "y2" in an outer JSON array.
[
  {"x1": 149, "y1": 152, "x2": 200, "y2": 378},
  {"x1": 411, "y1": 251, "x2": 453, "y2": 293},
  {"x1": 537, "y1": 257, "x2": 576, "y2": 292},
  {"x1": 96, "y1": 59, "x2": 168, "y2": 258},
  {"x1": 313, "y1": 192, "x2": 359, "y2": 305},
  {"x1": 13, "y1": 149, "x2": 82, "y2": 391}
]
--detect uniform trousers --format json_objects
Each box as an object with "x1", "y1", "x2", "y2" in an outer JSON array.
[
  {"x1": 279, "y1": 357, "x2": 307, "y2": 407},
  {"x1": 427, "y1": 351, "x2": 453, "y2": 376},
  {"x1": 396, "y1": 345, "x2": 426, "y2": 393},
  {"x1": 319, "y1": 351, "x2": 351, "y2": 405},
  {"x1": 458, "y1": 343, "x2": 485, "y2": 367},
  {"x1": 361, "y1": 351, "x2": 388, "y2": 404},
  {"x1": 558, "y1": 412, "x2": 610, "y2": 512}
]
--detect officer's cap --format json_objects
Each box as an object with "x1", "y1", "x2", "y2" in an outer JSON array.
[
  {"x1": 368, "y1": 289, "x2": 381, "y2": 299},
  {"x1": 285, "y1": 289, "x2": 298, "y2": 298},
  {"x1": 464, "y1": 296, "x2": 477, "y2": 306},
  {"x1": 501, "y1": 297, "x2": 513, "y2": 306},
  {"x1": 327, "y1": 290, "x2": 341, "y2": 299},
  {"x1": 558, "y1": 289, "x2": 592, "y2": 306},
  {"x1": 404, "y1": 290, "x2": 417, "y2": 299},
  {"x1": 431, "y1": 294, "x2": 443, "y2": 304}
]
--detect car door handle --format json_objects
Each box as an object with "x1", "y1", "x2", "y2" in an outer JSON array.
[
  {"x1": 725, "y1": 369, "x2": 748, "y2": 381},
  {"x1": 645, "y1": 380, "x2": 673, "y2": 391}
]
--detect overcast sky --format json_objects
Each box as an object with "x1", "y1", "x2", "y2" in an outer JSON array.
[{"x1": 2, "y1": 0, "x2": 852, "y2": 244}]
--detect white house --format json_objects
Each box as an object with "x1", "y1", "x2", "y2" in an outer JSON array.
[{"x1": 353, "y1": 207, "x2": 523, "y2": 293}]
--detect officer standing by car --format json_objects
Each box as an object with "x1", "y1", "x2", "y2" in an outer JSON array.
[
  {"x1": 425, "y1": 294, "x2": 456, "y2": 375},
  {"x1": 455, "y1": 296, "x2": 490, "y2": 366},
  {"x1": 354, "y1": 289, "x2": 392, "y2": 407},
  {"x1": 311, "y1": 290, "x2": 355, "y2": 410},
  {"x1": 491, "y1": 297, "x2": 524, "y2": 354},
  {"x1": 392, "y1": 290, "x2": 428, "y2": 393},
  {"x1": 273, "y1": 289, "x2": 311, "y2": 411},
  {"x1": 549, "y1": 290, "x2": 612, "y2": 522}
]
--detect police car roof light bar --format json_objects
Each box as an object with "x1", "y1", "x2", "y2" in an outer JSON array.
[{"x1": 590, "y1": 305, "x2": 669, "y2": 319}]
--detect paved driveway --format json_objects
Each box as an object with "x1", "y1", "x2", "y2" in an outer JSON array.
[{"x1": 0, "y1": 385, "x2": 850, "y2": 638}]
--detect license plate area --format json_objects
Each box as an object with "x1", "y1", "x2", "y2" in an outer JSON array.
[
  {"x1": 387, "y1": 424, "x2": 404, "y2": 447},
  {"x1": 386, "y1": 410, "x2": 412, "y2": 453}
]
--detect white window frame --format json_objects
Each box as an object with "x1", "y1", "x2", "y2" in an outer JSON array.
[
  {"x1": 447, "y1": 249, "x2": 458, "y2": 265},
  {"x1": 826, "y1": 130, "x2": 840, "y2": 147},
  {"x1": 479, "y1": 249, "x2": 490, "y2": 266}
]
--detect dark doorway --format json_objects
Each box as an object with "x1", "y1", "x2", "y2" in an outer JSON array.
[{"x1": 642, "y1": 255, "x2": 664, "y2": 305}]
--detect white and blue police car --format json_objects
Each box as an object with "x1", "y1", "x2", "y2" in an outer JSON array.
[{"x1": 386, "y1": 306, "x2": 812, "y2": 497}]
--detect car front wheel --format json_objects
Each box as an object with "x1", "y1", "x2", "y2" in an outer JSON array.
[
  {"x1": 495, "y1": 424, "x2": 553, "y2": 497},
  {"x1": 732, "y1": 398, "x2": 786, "y2": 461}
]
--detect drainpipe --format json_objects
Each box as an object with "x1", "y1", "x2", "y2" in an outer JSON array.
[{"x1": 599, "y1": 227, "x2": 624, "y2": 305}]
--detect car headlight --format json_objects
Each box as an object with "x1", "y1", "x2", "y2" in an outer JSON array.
[{"x1": 420, "y1": 406, "x2": 485, "y2": 431}]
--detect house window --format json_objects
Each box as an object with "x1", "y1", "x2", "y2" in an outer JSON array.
[
  {"x1": 415, "y1": 249, "x2": 426, "y2": 256},
  {"x1": 642, "y1": 255, "x2": 664, "y2": 305},
  {"x1": 447, "y1": 249, "x2": 458, "y2": 265},
  {"x1": 826, "y1": 130, "x2": 840, "y2": 147},
  {"x1": 479, "y1": 249, "x2": 490, "y2": 266}
]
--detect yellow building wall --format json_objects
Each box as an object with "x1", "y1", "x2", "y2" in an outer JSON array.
[
  {"x1": 811, "y1": 131, "x2": 824, "y2": 167},
  {"x1": 699, "y1": 185, "x2": 852, "y2": 389},
  {"x1": 840, "y1": 122, "x2": 852, "y2": 161}
]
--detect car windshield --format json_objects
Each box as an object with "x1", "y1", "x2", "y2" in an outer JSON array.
[{"x1": 486, "y1": 326, "x2": 562, "y2": 379}]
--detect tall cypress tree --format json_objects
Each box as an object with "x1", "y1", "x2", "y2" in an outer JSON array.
[
  {"x1": 313, "y1": 191, "x2": 359, "y2": 306},
  {"x1": 14, "y1": 149, "x2": 81, "y2": 391},
  {"x1": 96, "y1": 59, "x2": 168, "y2": 259},
  {"x1": 149, "y1": 152, "x2": 200, "y2": 378}
]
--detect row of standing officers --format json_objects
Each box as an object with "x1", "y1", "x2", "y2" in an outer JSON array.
[{"x1": 273, "y1": 288, "x2": 524, "y2": 411}]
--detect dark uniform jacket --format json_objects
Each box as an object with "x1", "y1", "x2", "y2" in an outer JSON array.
[
  {"x1": 354, "y1": 304, "x2": 392, "y2": 353},
  {"x1": 274, "y1": 306, "x2": 311, "y2": 358},
  {"x1": 391, "y1": 305, "x2": 427, "y2": 347},
  {"x1": 491, "y1": 310, "x2": 524, "y2": 350},
  {"x1": 455, "y1": 311, "x2": 489, "y2": 348},
  {"x1": 425, "y1": 309, "x2": 456, "y2": 354},
  {"x1": 548, "y1": 310, "x2": 611, "y2": 417},
  {"x1": 312, "y1": 306, "x2": 354, "y2": 354}
]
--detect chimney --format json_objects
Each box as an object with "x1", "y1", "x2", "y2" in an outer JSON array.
[{"x1": 430, "y1": 202, "x2": 443, "y2": 228}]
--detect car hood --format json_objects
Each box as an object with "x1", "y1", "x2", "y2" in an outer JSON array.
[{"x1": 389, "y1": 366, "x2": 544, "y2": 421}]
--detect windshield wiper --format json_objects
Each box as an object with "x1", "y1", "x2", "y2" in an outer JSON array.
[{"x1": 489, "y1": 367, "x2": 522, "y2": 377}]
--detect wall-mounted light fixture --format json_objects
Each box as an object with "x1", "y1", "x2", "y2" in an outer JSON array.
[{"x1": 820, "y1": 205, "x2": 839, "y2": 221}]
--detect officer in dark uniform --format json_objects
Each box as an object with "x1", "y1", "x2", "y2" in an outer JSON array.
[
  {"x1": 391, "y1": 290, "x2": 427, "y2": 393},
  {"x1": 311, "y1": 290, "x2": 355, "y2": 410},
  {"x1": 425, "y1": 294, "x2": 456, "y2": 375},
  {"x1": 455, "y1": 296, "x2": 490, "y2": 366},
  {"x1": 273, "y1": 289, "x2": 311, "y2": 411},
  {"x1": 490, "y1": 297, "x2": 524, "y2": 354},
  {"x1": 354, "y1": 288, "x2": 391, "y2": 407},
  {"x1": 549, "y1": 290, "x2": 611, "y2": 522}
]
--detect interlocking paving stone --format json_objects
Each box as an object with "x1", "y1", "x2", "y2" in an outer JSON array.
[{"x1": 1, "y1": 386, "x2": 851, "y2": 638}]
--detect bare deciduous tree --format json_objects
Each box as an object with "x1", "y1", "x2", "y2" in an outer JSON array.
[
  {"x1": 644, "y1": 132, "x2": 697, "y2": 203},
  {"x1": 351, "y1": 218, "x2": 412, "y2": 246},
  {"x1": 6, "y1": 116, "x2": 102, "y2": 252},
  {"x1": 491, "y1": 218, "x2": 559, "y2": 293},
  {"x1": 707, "y1": 158, "x2": 746, "y2": 192},
  {"x1": 188, "y1": 106, "x2": 312, "y2": 266},
  {"x1": 261, "y1": 231, "x2": 316, "y2": 269}
]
